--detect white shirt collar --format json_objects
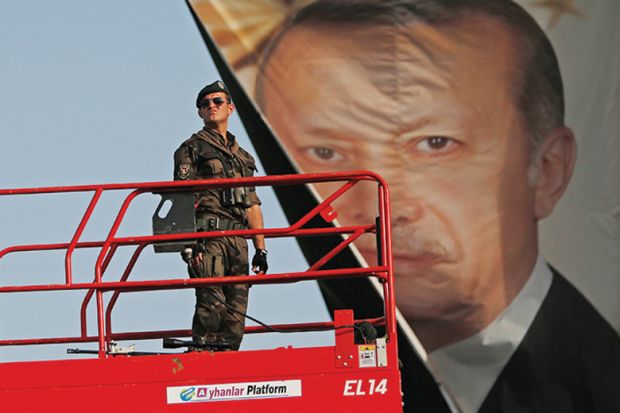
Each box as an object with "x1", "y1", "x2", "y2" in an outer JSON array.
[{"x1": 427, "y1": 256, "x2": 553, "y2": 413}]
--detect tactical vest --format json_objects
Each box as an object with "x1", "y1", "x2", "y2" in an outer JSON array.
[
  {"x1": 192, "y1": 138, "x2": 256, "y2": 209},
  {"x1": 174, "y1": 131, "x2": 260, "y2": 224}
]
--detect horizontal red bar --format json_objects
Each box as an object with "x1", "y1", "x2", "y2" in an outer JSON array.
[
  {"x1": 0, "y1": 317, "x2": 386, "y2": 347},
  {"x1": 0, "y1": 170, "x2": 386, "y2": 196},
  {"x1": 0, "y1": 266, "x2": 389, "y2": 294}
]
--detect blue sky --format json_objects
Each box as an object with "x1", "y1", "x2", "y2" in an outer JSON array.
[{"x1": 0, "y1": 1, "x2": 330, "y2": 361}]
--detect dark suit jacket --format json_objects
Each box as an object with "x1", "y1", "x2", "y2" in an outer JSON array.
[{"x1": 478, "y1": 267, "x2": 620, "y2": 412}]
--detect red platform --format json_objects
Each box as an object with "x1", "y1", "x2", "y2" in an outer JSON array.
[{"x1": 0, "y1": 172, "x2": 403, "y2": 412}]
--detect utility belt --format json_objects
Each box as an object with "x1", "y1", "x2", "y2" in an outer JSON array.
[
  {"x1": 220, "y1": 187, "x2": 253, "y2": 208},
  {"x1": 196, "y1": 215, "x2": 247, "y2": 232}
]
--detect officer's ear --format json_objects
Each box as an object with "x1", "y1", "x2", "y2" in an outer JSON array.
[
  {"x1": 227, "y1": 102, "x2": 235, "y2": 116},
  {"x1": 532, "y1": 126, "x2": 576, "y2": 220}
]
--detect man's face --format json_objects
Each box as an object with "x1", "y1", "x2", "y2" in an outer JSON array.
[
  {"x1": 260, "y1": 19, "x2": 540, "y2": 328},
  {"x1": 198, "y1": 91, "x2": 233, "y2": 125}
]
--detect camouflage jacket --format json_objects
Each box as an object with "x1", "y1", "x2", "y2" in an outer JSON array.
[{"x1": 173, "y1": 128, "x2": 261, "y2": 223}]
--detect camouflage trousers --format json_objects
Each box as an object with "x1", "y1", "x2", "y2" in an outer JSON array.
[{"x1": 187, "y1": 235, "x2": 249, "y2": 351}]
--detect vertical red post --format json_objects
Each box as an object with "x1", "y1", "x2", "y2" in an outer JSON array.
[{"x1": 334, "y1": 309, "x2": 356, "y2": 368}]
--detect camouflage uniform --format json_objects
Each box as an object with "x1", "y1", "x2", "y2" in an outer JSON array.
[{"x1": 174, "y1": 128, "x2": 260, "y2": 350}]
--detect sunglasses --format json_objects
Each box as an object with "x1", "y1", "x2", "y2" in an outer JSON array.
[{"x1": 199, "y1": 97, "x2": 228, "y2": 108}]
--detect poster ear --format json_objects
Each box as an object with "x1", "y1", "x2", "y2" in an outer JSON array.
[{"x1": 533, "y1": 126, "x2": 577, "y2": 220}]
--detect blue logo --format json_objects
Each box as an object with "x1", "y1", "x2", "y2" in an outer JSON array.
[{"x1": 180, "y1": 387, "x2": 196, "y2": 401}]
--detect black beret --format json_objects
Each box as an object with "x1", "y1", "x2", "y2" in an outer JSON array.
[{"x1": 196, "y1": 80, "x2": 231, "y2": 107}]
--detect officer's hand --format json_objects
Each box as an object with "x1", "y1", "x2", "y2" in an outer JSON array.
[
  {"x1": 251, "y1": 249, "x2": 268, "y2": 274},
  {"x1": 181, "y1": 247, "x2": 193, "y2": 264},
  {"x1": 191, "y1": 252, "x2": 204, "y2": 269},
  {"x1": 181, "y1": 246, "x2": 204, "y2": 269}
]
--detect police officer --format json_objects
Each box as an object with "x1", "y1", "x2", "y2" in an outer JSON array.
[{"x1": 173, "y1": 80, "x2": 268, "y2": 350}]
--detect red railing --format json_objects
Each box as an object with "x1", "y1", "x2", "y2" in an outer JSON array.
[{"x1": 0, "y1": 171, "x2": 394, "y2": 358}]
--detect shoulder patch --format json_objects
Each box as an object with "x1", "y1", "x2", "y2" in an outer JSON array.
[{"x1": 177, "y1": 163, "x2": 192, "y2": 179}]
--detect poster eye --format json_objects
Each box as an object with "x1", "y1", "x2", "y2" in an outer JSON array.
[
  {"x1": 416, "y1": 136, "x2": 454, "y2": 152},
  {"x1": 304, "y1": 147, "x2": 345, "y2": 163}
]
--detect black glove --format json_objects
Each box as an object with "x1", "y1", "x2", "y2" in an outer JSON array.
[{"x1": 251, "y1": 249, "x2": 268, "y2": 274}]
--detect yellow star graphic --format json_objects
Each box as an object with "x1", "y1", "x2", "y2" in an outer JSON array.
[{"x1": 530, "y1": 0, "x2": 586, "y2": 28}]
